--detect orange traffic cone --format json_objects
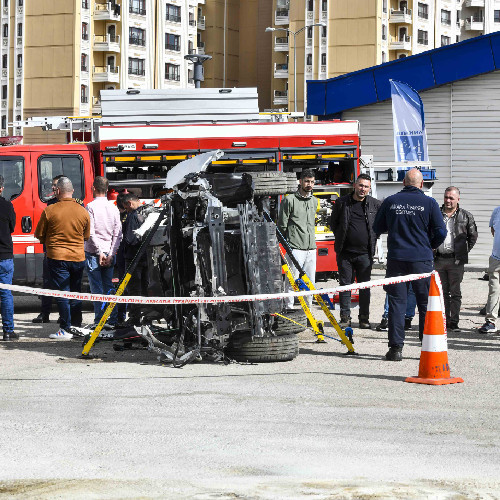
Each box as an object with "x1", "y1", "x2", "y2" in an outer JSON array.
[{"x1": 405, "y1": 273, "x2": 464, "y2": 386}]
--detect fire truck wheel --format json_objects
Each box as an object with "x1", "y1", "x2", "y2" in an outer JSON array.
[{"x1": 225, "y1": 333, "x2": 299, "y2": 362}]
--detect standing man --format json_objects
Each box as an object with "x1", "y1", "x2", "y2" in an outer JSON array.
[
  {"x1": 35, "y1": 177, "x2": 90, "y2": 340},
  {"x1": 84, "y1": 176, "x2": 122, "y2": 327},
  {"x1": 0, "y1": 175, "x2": 17, "y2": 340},
  {"x1": 122, "y1": 193, "x2": 148, "y2": 326},
  {"x1": 330, "y1": 173, "x2": 381, "y2": 328},
  {"x1": 373, "y1": 169, "x2": 447, "y2": 361},
  {"x1": 435, "y1": 187, "x2": 477, "y2": 332},
  {"x1": 479, "y1": 205, "x2": 500, "y2": 334},
  {"x1": 278, "y1": 169, "x2": 318, "y2": 309}
]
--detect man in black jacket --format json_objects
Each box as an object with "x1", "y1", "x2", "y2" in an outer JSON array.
[
  {"x1": 0, "y1": 175, "x2": 16, "y2": 340},
  {"x1": 330, "y1": 173, "x2": 381, "y2": 328},
  {"x1": 435, "y1": 187, "x2": 477, "y2": 332}
]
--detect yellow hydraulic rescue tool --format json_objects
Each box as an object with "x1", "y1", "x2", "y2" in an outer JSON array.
[{"x1": 264, "y1": 211, "x2": 356, "y2": 354}]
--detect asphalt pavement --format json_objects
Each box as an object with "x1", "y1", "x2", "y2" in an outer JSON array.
[{"x1": 0, "y1": 269, "x2": 498, "y2": 499}]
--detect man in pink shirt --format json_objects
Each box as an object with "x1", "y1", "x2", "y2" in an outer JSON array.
[{"x1": 84, "y1": 176, "x2": 122, "y2": 326}]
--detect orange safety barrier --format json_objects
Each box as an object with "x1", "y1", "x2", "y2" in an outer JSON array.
[{"x1": 405, "y1": 273, "x2": 464, "y2": 386}]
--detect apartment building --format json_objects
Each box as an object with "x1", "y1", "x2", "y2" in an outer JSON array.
[
  {"x1": 2, "y1": 0, "x2": 205, "y2": 143},
  {"x1": 269, "y1": 0, "x2": 500, "y2": 115}
]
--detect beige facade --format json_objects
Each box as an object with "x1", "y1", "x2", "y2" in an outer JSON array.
[{"x1": 268, "y1": 0, "x2": 500, "y2": 115}]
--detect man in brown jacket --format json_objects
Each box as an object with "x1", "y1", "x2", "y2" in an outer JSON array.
[{"x1": 35, "y1": 177, "x2": 90, "y2": 340}]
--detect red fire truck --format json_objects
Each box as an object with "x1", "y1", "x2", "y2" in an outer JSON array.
[{"x1": 0, "y1": 120, "x2": 360, "y2": 285}]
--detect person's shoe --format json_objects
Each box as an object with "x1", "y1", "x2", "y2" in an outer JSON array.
[
  {"x1": 339, "y1": 315, "x2": 351, "y2": 328},
  {"x1": 448, "y1": 324, "x2": 461, "y2": 333},
  {"x1": 32, "y1": 313, "x2": 50, "y2": 324},
  {"x1": 359, "y1": 318, "x2": 371, "y2": 329},
  {"x1": 376, "y1": 318, "x2": 388, "y2": 331},
  {"x1": 68, "y1": 327, "x2": 86, "y2": 337},
  {"x1": 404, "y1": 318, "x2": 412, "y2": 330},
  {"x1": 385, "y1": 346, "x2": 403, "y2": 361},
  {"x1": 49, "y1": 329, "x2": 73, "y2": 340},
  {"x1": 478, "y1": 321, "x2": 497, "y2": 334},
  {"x1": 3, "y1": 332, "x2": 19, "y2": 341}
]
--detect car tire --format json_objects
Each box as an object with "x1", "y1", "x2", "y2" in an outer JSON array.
[{"x1": 226, "y1": 333, "x2": 299, "y2": 362}]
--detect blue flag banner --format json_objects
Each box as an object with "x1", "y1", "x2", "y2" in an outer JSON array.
[{"x1": 390, "y1": 80, "x2": 429, "y2": 162}]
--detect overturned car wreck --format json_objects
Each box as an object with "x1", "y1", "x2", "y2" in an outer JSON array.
[{"x1": 111, "y1": 151, "x2": 305, "y2": 365}]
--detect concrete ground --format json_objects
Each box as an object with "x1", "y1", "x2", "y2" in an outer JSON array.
[{"x1": 0, "y1": 269, "x2": 498, "y2": 499}]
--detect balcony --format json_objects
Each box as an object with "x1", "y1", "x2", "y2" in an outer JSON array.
[
  {"x1": 465, "y1": 15, "x2": 484, "y2": 30},
  {"x1": 189, "y1": 19, "x2": 196, "y2": 27},
  {"x1": 273, "y1": 90, "x2": 288, "y2": 105},
  {"x1": 274, "y1": 36, "x2": 288, "y2": 51},
  {"x1": 166, "y1": 13, "x2": 181, "y2": 23},
  {"x1": 274, "y1": 63, "x2": 288, "y2": 78},
  {"x1": 92, "y1": 96, "x2": 101, "y2": 114},
  {"x1": 93, "y1": 34, "x2": 120, "y2": 52},
  {"x1": 389, "y1": 8, "x2": 412, "y2": 24},
  {"x1": 275, "y1": 9, "x2": 289, "y2": 25},
  {"x1": 165, "y1": 74, "x2": 180, "y2": 82},
  {"x1": 464, "y1": 0, "x2": 484, "y2": 6},
  {"x1": 129, "y1": 36, "x2": 145, "y2": 46},
  {"x1": 128, "y1": 68, "x2": 145, "y2": 76},
  {"x1": 94, "y1": 2, "x2": 121, "y2": 21},
  {"x1": 389, "y1": 35, "x2": 411, "y2": 51},
  {"x1": 165, "y1": 43, "x2": 180, "y2": 52},
  {"x1": 197, "y1": 41, "x2": 205, "y2": 54},
  {"x1": 198, "y1": 15, "x2": 205, "y2": 30},
  {"x1": 92, "y1": 65, "x2": 120, "y2": 83}
]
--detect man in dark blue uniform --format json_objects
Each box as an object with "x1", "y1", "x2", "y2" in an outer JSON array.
[{"x1": 373, "y1": 169, "x2": 447, "y2": 361}]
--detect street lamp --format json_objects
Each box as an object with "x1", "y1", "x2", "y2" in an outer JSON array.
[{"x1": 266, "y1": 22, "x2": 326, "y2": 114}]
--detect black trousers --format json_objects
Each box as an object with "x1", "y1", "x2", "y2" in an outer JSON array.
[
  {"x1": 337, "y1": 252, "x2": 373, "y2": 319},
  {"x1": 384, "y1": 259, "x2": 433, "y2": 347},
  {"x1": 434, "y1": 258, "x2": 464, "y2": 326},
  {"x1": 125, "y1": 259, "x2": 149, "y2": 325}
]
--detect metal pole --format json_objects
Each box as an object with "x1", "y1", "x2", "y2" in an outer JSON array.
[{"x1": 293, "y1": 30, "x2": 297, "y2": 113}]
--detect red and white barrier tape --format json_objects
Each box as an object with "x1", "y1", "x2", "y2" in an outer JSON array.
[{"x1": 0, "y1": 272, "x2": 435, "y2": 305}]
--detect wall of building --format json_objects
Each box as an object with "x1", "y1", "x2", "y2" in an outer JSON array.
[{"x1": 342, "y1": 70, "x2": 500, "y2": 267}]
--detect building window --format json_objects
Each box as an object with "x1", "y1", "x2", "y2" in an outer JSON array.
[
  {"x1": 321, "y1": 0, "x2": 327, "y2": 11},
  {"x1": 307, "y1": 0, "x2": 313, "y2": 11},
  {"x1": 2, "y1": 54, "x2": 6, "y2": 69},
  {"x1": 128, "y1": 57, "x2": 145, "y2": 76},
  {"x1": 17, "y1": 54, "x2": 21, "y2": 68},
  {"x1": 81, "y1": 54, "x2": 88, "y2": 71},
  {"x1": 456, "y1": 35, "x2": 460, "y2": 43},
  {"x1": 80, "y1": 84, "x2": 88, "y2": 103},
  {"x1": 165, "y1": 63, "x2": 180, "y2": 81},
  {"x1": 306, "y1": 53, "x2": 312, "y2": 65},
  {"x1": 16, "y1": 83, "x2": 21, "y2": 99},
  {"x1": 321, "y1": 25, "x2": 327, "y2": 37},
  {"x1": 2, "y1": 24, "x2": 7, "y2": 38},
  {"x1": 82, "y1": 22, "x2": 88, "y2": 40},
  {"x1": 18, "y1": 0, "x2": 23, "y2": 5},
  {"x1": 399, "y1": 54, "x2": 407, "y2": 59},
  {"x1": 382, "y1": 51, "x2": 387, "y2": 63},
  {"x1": 166, "y1": 3, "x2": 181, "y2": 22},
  {"x1": 17, "y1": 23, "x2": 22, "y2": 37},
  {"x1": 441, "y1": 9, "x2": 451, "y2": 25},
  {"x1": 382, "y1": 24, "x2": 386, "y2": 40},
  {"x1": 417, "y1": 29, "x2": 428, "y2": 45},
  {"x1": 441, "y1": 35, "x2": 451, "y2": 46},
  {"x1": 417, "y1": 2, "x2": 428, "y2": 20},
  {"x1": 307, "y1": 26, "x2": 312, "y2": 38},
  {"x1": 129, "y1": 0, "x2": 146, "y2": 15},
  {"x1": 129, "y1": 27, "x2": 146, "y2": 46},
  {"x1": 1, "y1": 85, "x2": 6, "y2": 100},
  {"x1": 165, "y1": 33, "x2": 180, "y2": 51},
  {"x1": 321, "y1": 53, "x2": 326, "y2": 65},
  {"x1": 3, "y1": 0, "x2": 7, "y2": 7},
  {"x1": 383, "y1": 0, "x2": 387, "y2": 13},
  {"x1": 495, "y1": 10, "x2": 500, "y2": 23},
  {"x1": 1, "y1": 116, "x2": 6, "y2": 130},
  {"x1": 188, "y1": 40, "x2": 194, "y2": 54}
]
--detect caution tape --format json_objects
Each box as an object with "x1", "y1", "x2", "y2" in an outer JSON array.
[{"x1": 0, "y1": 272, "x2": 434, "y2": 305}]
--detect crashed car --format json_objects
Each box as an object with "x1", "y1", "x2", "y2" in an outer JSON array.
[{"x1": 117, "y1": 151, "x2": 305, "y2": 365}]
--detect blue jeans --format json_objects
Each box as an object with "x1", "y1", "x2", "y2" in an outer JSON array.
[
  {"x1": 0, "y1": 258, "x2": 14, "y2": 333},
  {"x1": 384, "y1": 259, "x2": 433, "y2": 348},
  {"x1": 47, "y1": 258, "x2": 85, "y2": 331},
  {"x1": 382, "y1": 284, "x2": 416, "y2": 320},
  {"x1": 85, "y1": 252, "x2": 117, "y2": 324}
]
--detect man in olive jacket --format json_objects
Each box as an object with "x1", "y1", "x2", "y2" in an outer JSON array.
[
  {"x1": 330, "y1": 173, "x2": 381, "y2": 328},
  {"x1": 435, "y1": 186, "x2": 477, "y2": 332},
  {"x1": 278, "y1": 169, "x2": 318, "y2": 309}
]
